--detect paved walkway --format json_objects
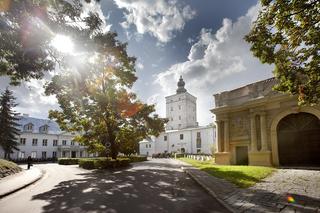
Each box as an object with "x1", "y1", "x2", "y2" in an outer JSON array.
[
  {"x1": 179, "y1": 160, "x2": 320, "y2": 213},
  {"x1": 0, "y1": 165, "x2": 43, "y2": 198},
  {"x1": 0, "y1": 160, "x2": 229, "y2": 213}
]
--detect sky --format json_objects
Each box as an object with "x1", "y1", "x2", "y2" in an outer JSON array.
[{"x1": 0, "y1": 0, "x2": 273, "y2": 125}]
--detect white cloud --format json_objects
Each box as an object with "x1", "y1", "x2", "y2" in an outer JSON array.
[
  {"x1": 155, "y1": 4, "x2": 273, "y2": 125},
  {"x1": 0, "y1": 76, "x2": 59, "y2": 119},
  {"x1": 114, "y1": 0, "x2": 196, "y2": 42},
  {"x1": 136, "y1": 62, "x2": 144, "y2": 70}
]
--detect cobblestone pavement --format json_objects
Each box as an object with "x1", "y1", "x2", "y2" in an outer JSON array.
[
  {"x1": 180, "y1": 160, "x2": 320, "y2": 213},
  {"x1": 251, "y1": 169, "x2": 320, "y2": 212}
]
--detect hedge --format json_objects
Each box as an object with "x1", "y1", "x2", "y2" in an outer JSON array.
[
  {"x1": 79, "y1": 158, "x2": 130, "y2": 170},
  {"x1": 58, "y1": 158, "x2": 80, "y2": 165},
  {"x1": 125, "y1": 156, "x2": 147, "y2": 162}
]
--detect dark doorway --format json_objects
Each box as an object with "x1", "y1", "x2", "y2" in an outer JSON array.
[
  {"x1": 71, "y1": 151, "x2": 76, "y2": 158},
  {"x1": 236, "y1": 146, "x2": 248, "y2": 165},
  {"x1": 277, "y1": 112, "x2": 320, "y2": 166},
  {"x1": 181, "y1": 148, "x2": 186, "y2": 153}
]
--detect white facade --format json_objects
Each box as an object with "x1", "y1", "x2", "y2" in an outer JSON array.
[
  {"x1": 0, "y1": 115, "x2": 90, "y2": 159},
  {"x1": 139, "y1": 76, "x2": 215, "y2": 156}
]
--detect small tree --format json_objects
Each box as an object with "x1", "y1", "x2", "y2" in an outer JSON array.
[
  {"x1": 245, "y1": 0, "x2": 320, "y2": 105},
  {"x1": 0, "y1": 88, "x2": 20, "y2": 159}
]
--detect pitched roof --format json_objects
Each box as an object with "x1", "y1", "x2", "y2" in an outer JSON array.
[{"x1": 17, "y1": 115, "x2": 62, "y2": 134}]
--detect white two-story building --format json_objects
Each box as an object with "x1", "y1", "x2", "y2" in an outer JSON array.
[{"x1": 0, "y1": 114, "x2": 90, "y2": 159}]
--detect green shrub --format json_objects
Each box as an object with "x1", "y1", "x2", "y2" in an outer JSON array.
[
  {"x1": 79, "y1": 159, "x2": 95, "y2": 169},
  {"x1": 58, "y1": 158, "x2": 80, "y2": 165},
  {"x1": 79, "y1": 158, "x2": 130, "y2": 170},
  {"x1": 125, "y1": 155, "x2": 147, "y2": 162},
  {"x1": 175, "y1": 153, "x2": 185, "y2": 158}
]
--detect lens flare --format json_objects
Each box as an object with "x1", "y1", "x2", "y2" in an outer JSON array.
[
  {"x1": 287, "y1": 195, "x2": 295, "y2": 203},
  {"x1": 51, "y1": 34, "x2": 74, "y2": 54}
]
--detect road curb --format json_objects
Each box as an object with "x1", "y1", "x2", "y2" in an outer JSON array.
[
  {"x1": 0, "y1": 168, "x2": 45, "y2": 199},
  {"x1": 182, "y1": 166, "x2": 236, "y2": 213}
]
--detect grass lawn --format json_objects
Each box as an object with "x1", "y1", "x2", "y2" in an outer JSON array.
[{"x1": 179, "y1": 158, "x2": 275, "y2": 188}]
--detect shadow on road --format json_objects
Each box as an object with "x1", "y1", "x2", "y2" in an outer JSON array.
[{"x1": 32, "y1": 160, "x2": 229, "y2": 213}]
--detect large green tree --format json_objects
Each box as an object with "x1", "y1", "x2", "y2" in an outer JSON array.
[
  {"x1": 245, "y1": 0, "x2": 320, "y2": 105},
  {"x1": 0, "y1": 88, "x2": 20, "y2": 159},
  {"x1": 45, "y1": 32, "x2": 166, "y2": 159},
  {"x1": 0, "y1": 0, "x2": 101, "y2": 85}
]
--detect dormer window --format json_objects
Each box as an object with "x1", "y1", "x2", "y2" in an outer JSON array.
[
  {"x1": 24, "y1": 123, "x2": 33, "y2": 132},
  {"x1": 39, "y1": 125, "x2": 49, "y2": 133}
]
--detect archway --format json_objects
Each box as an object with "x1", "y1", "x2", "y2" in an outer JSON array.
[{"x1": 277, "y1": 112, "x2": 320, "y2": 166}]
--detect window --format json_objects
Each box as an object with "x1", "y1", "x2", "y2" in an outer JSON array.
[
  {"x1": 32, "y1": 138, "x2": 38, "y2": 146},
  {"x1": 42, "y1": 151, "x2": 47, "y2": 159},
  {"x1": 149, "y1": 144, "x2": 152, "y2": 148},
  {"x1": 71, "y1": 141, "x2": 75, "y2": 146},
  {"x1": 197, "y1": 132, "x2": 201, "y2": 138},
  {"x1": 171, "y1": 117, "x2": 173, "y2": 121},
  {"x1": 62, "y1": 151, "x2": 66, "y2": 157},
  {"x1": 80, "y1": 151, "x2": 83, "y2": 158},
  {"x1": 24, "y1": 123, "x2": 33, "y2": 131},
  {"x1": 164, "y1": 135, "x2": 167, "y2": 141},
  {"x1": 179, "y1": 116, "x2": 181, "y2": 120},
  {"x1": 178, "y1": 105, "x2": 181, "y2": 110},
  {"x1": 170, "y1": 107, "x2": 173, "y2": 111},
  {"x1": 178, "y1": 124, "x2": 181, "y2": 128},
  {"x1": 18, "y1": 151, "x2": 25, "y2": 158},
  {"x1": 180, "y1": 134, "x2": 183, "y2": 140},
  {"x1": 42, "y1": 139, "x2": 47, "y2": 146},
  {"x1": 53, "y1": 140, "x2": 58, "y2": 146},
  {"x1": 52, "y1": 151, "x2": 57, "y2": 158},
  {"x1": 62, "y1": 140, "x2": 67, "y2": 146},
  {"x1": 31, "y1": 151, "x2": 37, "y2": 158},
  {"x1": 39, "y1": 125, "x2": 49, "y2": 133},
  {"x1": 20, "y1": 138, "x2": 26, "y2": 145}
]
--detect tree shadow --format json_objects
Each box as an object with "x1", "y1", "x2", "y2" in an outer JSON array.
[{"x1": 32, "y1": 161, "x2": 229, "y2": 213}]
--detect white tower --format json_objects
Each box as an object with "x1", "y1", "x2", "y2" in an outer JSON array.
[{"x1": 165, "y1": 76, "x2": 198, "y2": 130}]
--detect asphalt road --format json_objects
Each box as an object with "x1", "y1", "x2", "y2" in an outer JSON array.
[{"x1": 0, "y1": 158, "x2": 229, "y2": 213}]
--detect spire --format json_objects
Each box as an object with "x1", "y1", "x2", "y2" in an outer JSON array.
[{"x1": 176, "y1": 75, "x2": 187, "y2": 94}]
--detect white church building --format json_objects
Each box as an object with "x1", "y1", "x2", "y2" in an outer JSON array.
[{"x1": 140, "y1": 76, "x2": 215, "y2": 156}]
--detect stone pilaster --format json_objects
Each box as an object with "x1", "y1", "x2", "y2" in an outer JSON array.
[
  {"x1": 260, "y1": 112, "x2": 268, "y2": 151},
  {"x1": 250, "y1": 114, "x2": 257, "y2": 152},
  {"x1": 223, "y1": 119, "x2": 229, "y2": 152}
]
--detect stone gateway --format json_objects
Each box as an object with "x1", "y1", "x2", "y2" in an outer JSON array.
[{"x1": 211, "y1": 78, "x2": 320, "y2": 167}]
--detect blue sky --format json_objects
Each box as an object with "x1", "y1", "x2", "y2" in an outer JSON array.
[{"x1": 0, "y1": 0, "x2": 273, "y2": 125}]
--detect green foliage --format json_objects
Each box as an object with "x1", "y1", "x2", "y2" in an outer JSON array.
[
  {"x1": 0, "y1": 88, "x2": 20, "y2": 159},
  {"x1": 45, "y1": 27, "x2": 166, "y2": 160},
  {"x1": 245, "y1": 0, "x2": 320, "y2": 105},
  {"x1": 78, "y1": 159, "x2": 95, "y2": 169},
  {"x1": 0, "y1": 0, "x2": 101, "y2": 85},
  {"x1": 174, "y1": 153, "x2": 185, "y2": 158},
  {"x1": 180, "y1": 158, "x2": 275, "y2": 188},
  {"x1": 126, "y1": 155, "x2": 147, "y2": 162},
  {"x1": 58, "y1": 158, "x2": 79, "y2": 165},
  {"x1": 78, "y1": 158, "x2": 130, "y2": 170}
]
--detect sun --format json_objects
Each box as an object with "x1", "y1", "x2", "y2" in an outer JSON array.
[{"x1": 51, "y1": 34, "x2": 74, "y2": 54}]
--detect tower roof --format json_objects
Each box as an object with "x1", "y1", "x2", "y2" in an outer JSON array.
[{"x1": 176, "y1": 76, "x2": 187, "y2": 94}]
